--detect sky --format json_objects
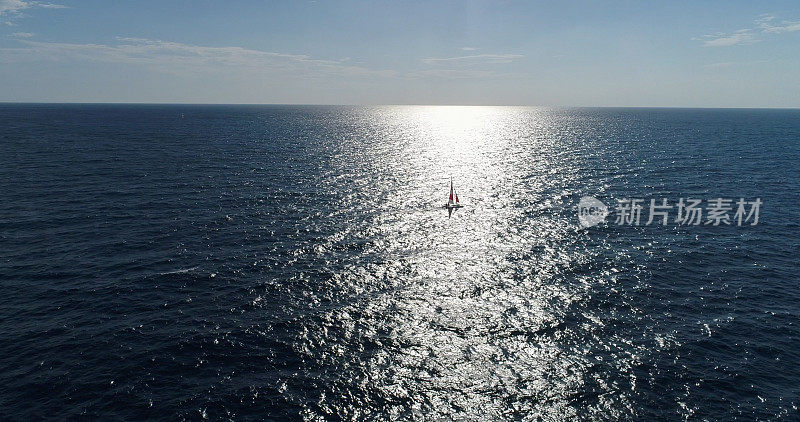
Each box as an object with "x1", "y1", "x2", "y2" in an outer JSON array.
[{"x1": 1, "y1": 0, "x2": 799, "y2": 107}]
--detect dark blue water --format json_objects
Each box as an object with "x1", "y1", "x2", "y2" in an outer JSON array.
[{"x1": 1, "y1": 104, "x2": 799, "y2": 420}]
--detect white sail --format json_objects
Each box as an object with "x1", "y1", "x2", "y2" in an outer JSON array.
[
  {"x1": 445, "y1": 177, "x2": 462, "y2": 209},
  {"x1": 447, "y1": 178, "x2": 453, "y2": 205}
]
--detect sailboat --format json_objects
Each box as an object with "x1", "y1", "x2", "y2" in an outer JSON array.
[{"x1": 444, "y1": 177, "x2": 463, "y2": 209}]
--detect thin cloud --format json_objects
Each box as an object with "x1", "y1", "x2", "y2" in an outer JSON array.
[
  {"x1": 698, "y1": 13, "x2": 800, "y2": 47},
  {"x1": 757, "y1": 14, "x2": 800, "y2": 33},
  {"x1": 702, "y1": 62, "x2": 735, "y2": 69},
  {"x1": 0, "y1": 37, "x2": 396, "y2": 78},
  {"x1": 405, "y1": 69, "x2": 498, "y2": 79},
  {"x1": 702, "y1": 60, "x2": 769, "y2": 69},
  {"x1": 423, "y1": 53, "x2": 523, "y2": 64},
  {"x1": 0, "y1": 0, "x2": 67, "y2": 23},
  {"x1": 0, "y1": 0, "x2": 29, "y2": 14},
  {"x1": 0, "y1": 0, "x2": 66, "y2": 13},
  {"x1": 700, "y1": 29, "x2": 758, "y2": 47},
  {"x1": 36, "y1": 2, "x2": 66, "y2": 8},
  {"x1": 460, "y1": 47, "x2": 478, "y2": 51},
  {"x1": 10, "y1": 31, "x2": 34, "y2": 37},
  {"x1": 1, "y1": 37, "x2": 517, "y2": 81}
]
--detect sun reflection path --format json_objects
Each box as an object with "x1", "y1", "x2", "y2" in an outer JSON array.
[{"x1": 295, "y1": 106, "x2": 655, "y2": 420}]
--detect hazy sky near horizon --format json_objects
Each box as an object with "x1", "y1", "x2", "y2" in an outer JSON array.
[{"x1": 1, "y1": 0, "x2": 799, "y2": 107}]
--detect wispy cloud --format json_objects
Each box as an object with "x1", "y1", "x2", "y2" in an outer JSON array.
[
  {"x1": 0, "y1": 37, "x2": 396, "y2": 78},
  {"x1": 36, "y1": 2, "x2": 66, "y2": 8},
  {"x1": 405, "y1": 69, "x2": 498, "y2": 79},
  {"x1": 0, "y1": 37, "x2": 520, "y2": 81},
  {"x1": 699, "y1": 29, "x2": 758, "y2": 47},
  {"x1": 422, "y1": 53, "x2": 523, "y2": 65},
  {"x1": 702, "y1": 61, "x2": 735, "y2": 69},
  {"x1": 698, "y1": 13, "x2": 800, "y2": 47},
  {"x1": 702, "y1": 60, "x2": 769, "y2": 69},
  {"x1": 756, "y1": 14, "x2": 800, "y2": 33},
  {"x1": 0, "y1": 0, "x2": 29, "y2": 14},
  {"x1": 0, "y1": 0, "x2": 67, "y2": 23},
  {"x1": 9, "y1": 31, "x2": 33, "y2": 37},
  {"x1": 411, "y1": 52, "x2": 524, "y2": 79}
]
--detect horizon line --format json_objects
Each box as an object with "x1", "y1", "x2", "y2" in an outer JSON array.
[{"x1": 1, "y1": 102, "x2": 799, "y2": 110}]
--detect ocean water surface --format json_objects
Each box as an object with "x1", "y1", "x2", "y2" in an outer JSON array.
[{"x1": 1, "y1": 105, "x2": 799, "y2": 420}]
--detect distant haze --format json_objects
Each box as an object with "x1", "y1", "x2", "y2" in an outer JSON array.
[{"x1": 1, "y1": 0, "x2": 799, "y2": 107}]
